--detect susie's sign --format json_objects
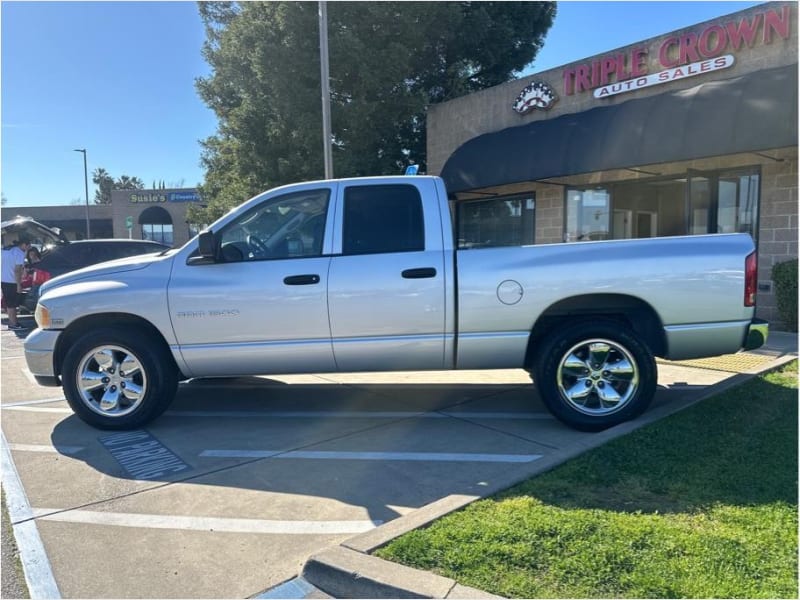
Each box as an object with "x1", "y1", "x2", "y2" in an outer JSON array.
[{"x1": 562, "y1": 5, "x2": 791, "y2": 98}]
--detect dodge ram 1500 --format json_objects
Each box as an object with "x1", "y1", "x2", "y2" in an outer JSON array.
[{"x1": 24, "y1": 175, "x2": 767, "y2": 431}]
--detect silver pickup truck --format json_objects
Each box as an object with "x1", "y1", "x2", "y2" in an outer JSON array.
[{"x1": 24, "y1": 175, "x2": 767, "y2": 431}]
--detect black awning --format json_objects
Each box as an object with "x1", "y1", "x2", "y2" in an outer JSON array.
[
  {"x1": 138, "y1": 206, "x2": 173, "y2": 225},
  {"x1": 440, "y1": 64, "x2": 798, "y2": 193}
]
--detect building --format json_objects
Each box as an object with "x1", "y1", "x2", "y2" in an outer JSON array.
[
  {"x1": 428, "y1": 1, "x2": 797, "y2": 327},
  {"x1": 0, "y1": 204, "x2": 113, "y2": 241},
  {"x1": 109, "y1": 188, "x2": 203, "y2": 247},
  {"x1": 2, "y1": 187, "x2": 203, "y2": 247}
]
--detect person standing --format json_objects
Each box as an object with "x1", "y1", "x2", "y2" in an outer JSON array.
[{"x1": 1, "y1": 236, "x2": 31, "y2": 330}]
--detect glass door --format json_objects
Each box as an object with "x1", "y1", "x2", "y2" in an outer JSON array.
[
  {"x1": 688, "y1": 171, "x2": 716, "y2": 235},
  {"x1": 688, "y1": 169, "x2": 760, "y2": 239}
]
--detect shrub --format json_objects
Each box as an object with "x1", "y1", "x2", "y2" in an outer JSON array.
[{"x1": 772, "y1": 258, "x2": 798, "y2": 332}]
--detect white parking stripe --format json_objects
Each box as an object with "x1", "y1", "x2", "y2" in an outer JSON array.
[
  {"x1": 2, "y1": 398, "x2": 66, "y2": 407},
  {"x1": 21, "y1": 368, "x2": 38, "y2": 385},
  {"x1": 443, "y1": 411, "x2": 554, "y2": 420},
  {"x1": 2, "y1": 406, "x2": 553, "y2": 419},
  {"x1": 31, "y1": 509, "x2": 381, "y2": 535},
  {"x1": 166, "y1": 410, "x2": 445, "y2": 419},
  {"x1": 2, "y1": 406, "x2": 72, "y2": 413},
  {"x1": 7, "y1": 443, "x2": 84, "y2": 455},
  {"x1": 1, "y1": 432, "x2": 62, "y2": 599},
  {"x1": 201, "y1": 449, "x2": 543, "y2": 463}
]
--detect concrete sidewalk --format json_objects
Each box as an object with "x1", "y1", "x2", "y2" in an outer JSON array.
[{"x1": 300, "y1": 332, "x2": 798, "y2": 599}]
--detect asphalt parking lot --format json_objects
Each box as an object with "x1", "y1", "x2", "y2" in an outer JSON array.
[{"x1": 2, "y1": 314, "x2": 795, "y2": 599}]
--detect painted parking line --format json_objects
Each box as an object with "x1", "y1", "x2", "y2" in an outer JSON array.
[
  {"x1": 1, "y1": 432, "x2": 62, "y2": 599},
  {"x1": 31, "y1": 509, "x2": 381, "y2": 535},
  {"x1": 1, "y1": 406, "x2": 553, "y2": 420},
  {"x1": 7, "y1": 443, "x2": 84, "y2": 455},
  {"x1": 201, "y1": 449, "x2": 543, "y2": 463},
  {"x1": 2, "y1": 397, "x2": 67, "y2": 407},
  {"x1": 1, "y1": 406, "x2": 71, "y2": 413},
  {"x1": 168, "y1": 410, "x2": 445, "y2": 419},
  {"x1": 21, "y1": 368, "x2": 39, "y2": 385}
]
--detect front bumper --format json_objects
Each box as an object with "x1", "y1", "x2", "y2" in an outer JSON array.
[
  {"x1": 23, "y1": 328, "x2": 62, "y2": 387},
  {"x1": 743, "y1": 318, "x2": 769, "y2": 351}
]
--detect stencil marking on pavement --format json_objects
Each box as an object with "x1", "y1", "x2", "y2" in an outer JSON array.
[{"x1": 99, "y1": 430, "x2": 192, "y2": 480}]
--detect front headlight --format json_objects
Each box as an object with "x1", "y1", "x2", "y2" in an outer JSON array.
[{"x1": 34, "y1": 303, "x2": 51, "y2": 329}]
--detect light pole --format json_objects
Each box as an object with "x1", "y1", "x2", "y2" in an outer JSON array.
[
  {"x1": 318, "y1": 1, "x2": 333, "y2": 179},
  {"x1": 73, "y1": 148, "x2": 90, "y2": 239}
]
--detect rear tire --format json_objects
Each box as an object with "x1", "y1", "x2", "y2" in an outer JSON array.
[
  {"x1": 534, "y1": 319, "x2": 656, "y2": 431},
  {"x1": 61, "y1": 327, "x2": 178, "y2": 430}
]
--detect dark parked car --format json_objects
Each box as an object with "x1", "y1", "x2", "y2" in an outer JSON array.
[{"x1": 1, "y1": 216, "x2": 169, "y2": 312}]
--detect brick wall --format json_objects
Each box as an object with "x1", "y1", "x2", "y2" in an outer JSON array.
[{"x1": 756, "y1": 147, "x2": 798, "y2": 328}]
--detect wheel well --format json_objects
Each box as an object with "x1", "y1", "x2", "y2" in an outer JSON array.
[
  {"x1": 524, "y1": 294, "x2": 666, "y2": 368},
  {"x1": 54, "y1": 313, "x2": 182, "y2": 379}
]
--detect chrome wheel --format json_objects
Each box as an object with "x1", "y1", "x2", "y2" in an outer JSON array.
[
  {"x1": 75, "y1": 345, "x2": 148, "y2": 417},
  {"x1": 556, "y1": 338, "x2": 639, "y2": 416}
]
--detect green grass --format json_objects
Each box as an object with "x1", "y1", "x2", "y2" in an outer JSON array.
[{"x1": 377, "y1": 362, "x2": 799, "y2": 598}]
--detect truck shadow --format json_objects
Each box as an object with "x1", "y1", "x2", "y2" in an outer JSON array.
[
  {"x1": 47, "y1": 376, "x2": 727, "y2": 524},
  {"x1": 49, "y1": 377, "x2": 552, "y2": 524}
]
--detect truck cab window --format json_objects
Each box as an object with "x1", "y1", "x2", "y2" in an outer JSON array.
[
  {"x1": 342, "y1": 184, "x2": 424, "y2": 255},
  {"x1": 218, "y1": 189, "x2": 329, "y2": 261}
]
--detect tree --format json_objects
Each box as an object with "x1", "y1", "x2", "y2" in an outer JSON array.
[
  {"x1": 191, "y1": 1, "x2": 555, "y2": 223},
  {"x1": 92, "y1": 168, "x2": 145, "y2": 203},
  {"x1": 92, "y1": 168, "x2": 115, "y2": 204},
  {"x1": 115, "y1": 175, "x2": 145, "y2": 190}
]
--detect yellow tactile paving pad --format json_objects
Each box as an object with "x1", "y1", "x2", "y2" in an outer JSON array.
[{"x1": 657, "y1": 352, "x2": 778, "y2": 374}]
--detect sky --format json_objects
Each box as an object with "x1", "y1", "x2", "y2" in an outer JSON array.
[{"x1": 1, "y1": 1, "x2": 764, "y2": 208}]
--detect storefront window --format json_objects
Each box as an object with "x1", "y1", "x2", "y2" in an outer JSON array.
[
  {"x1": 717, "y1": 173, "x2": 759, "y2": 238},
  {"x1": 142, "y1": 224, "x2": 173, "y2": 246},
  {"x1": 565, "y1": 189, "x2": 610, "y2": 242},
  {"x1": 565, "y1": 168, "x2": 759, "y2": 243},
  {"x1": 457, "y1": 194, "x2": 535, "y2": 249},
  {"x1": 139, "y1": 206, "x2": 174, "y2": 246}
]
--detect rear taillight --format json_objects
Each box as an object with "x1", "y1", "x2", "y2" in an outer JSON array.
[{"x1": 744, "y1": 251, "x2": 757, "y2": 307}]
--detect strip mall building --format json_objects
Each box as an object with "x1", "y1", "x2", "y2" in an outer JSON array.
[
  {"x1": 429, "y1": 1, "x2": 797, "y2": 328},
  {"x1": 2, "y1": 187, "x2": 203, "y2": 248}
]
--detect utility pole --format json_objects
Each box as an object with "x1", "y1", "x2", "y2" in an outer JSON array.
[
  {"x1": 319, "y1": 1, "x2": 333, "y2": 178},
  {"x1": 74, "y1": 148, "x2": 91, "y2": 239}
]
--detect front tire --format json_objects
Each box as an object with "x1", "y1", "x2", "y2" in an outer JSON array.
[
  {"x1": 534, "y1": 319, "x2": 657, "y2": 431},
  {"x1": 61, "y1": 327, "x2": 178, "y2": 430}
]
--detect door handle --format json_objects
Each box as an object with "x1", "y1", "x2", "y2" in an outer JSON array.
[
  {"x1": 401, "y1": 268, "x2": 437, "y2": 279},
  {"x1": 284, "y1": 274, "x2": 321, "y2": 285}
]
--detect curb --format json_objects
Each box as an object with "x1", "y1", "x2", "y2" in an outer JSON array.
[{"x1": 302, "y1": 352, "x2": 797, "y2": 599}]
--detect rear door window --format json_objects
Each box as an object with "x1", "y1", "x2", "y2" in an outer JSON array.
[{"x1": 342, "y1": 185, "x2": 424, "y2": 255}]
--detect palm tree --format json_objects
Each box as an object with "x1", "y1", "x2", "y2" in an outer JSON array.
[{"x1": 115, "y1": 175, "x2": 144, "y2": 190}]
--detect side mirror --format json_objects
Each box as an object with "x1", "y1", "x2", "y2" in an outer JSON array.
[
  {"x1": 197, "y1": 229, "x2": 216, "y2": 258},
  {"x1": 188, "y1": 229, "x2": 218, "y2": 265}
]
